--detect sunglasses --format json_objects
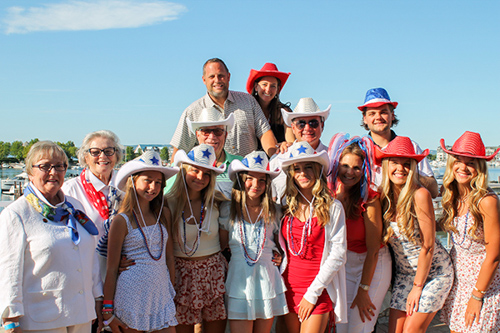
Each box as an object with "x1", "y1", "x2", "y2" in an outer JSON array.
[
  {"x1": 199, "y1": 128, "x2": 225, "y2": 137},
  {"x1": 88, "y1": 147, "x2": 117, "y2": 157},
  {"x1": 294, "y1": 119, "x2": 320, "y2": 130}
]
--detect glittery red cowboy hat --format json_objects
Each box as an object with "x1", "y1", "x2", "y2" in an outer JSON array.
[
  {"x1": 374, "y1": 136, "x2": 429, "y2": 165},
  {"x1": 246, "y1": 63, "x2": 291, "y2": 94},
  {"x1": 440, "y1": 131, "x2": 499, "y2": 161}
]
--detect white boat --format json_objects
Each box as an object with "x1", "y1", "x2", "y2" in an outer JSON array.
[{"x1": 1, "y1": 172, "x2": 29, "y2": 193}]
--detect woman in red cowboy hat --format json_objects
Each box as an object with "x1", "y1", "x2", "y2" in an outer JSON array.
[
  {"x1": 376, "y1": 136, "x2": 454, "y2": 333},
  {"x1": 438, "y1": 131, "x2": 500, "y2": 333},
  {"x1": 246, "y1": 63, "x2": 295, "y2": 145}
]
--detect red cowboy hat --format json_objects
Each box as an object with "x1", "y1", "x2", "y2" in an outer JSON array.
[
  {"x1": 440, "y1": 131, "x2": 499, "y2": 161},
  {"x1": 374, "y1": 136, "x2": 429, "y2": 165},
  {"x1": 246, "y1": 63, "x2": 291, "y2": 94}
]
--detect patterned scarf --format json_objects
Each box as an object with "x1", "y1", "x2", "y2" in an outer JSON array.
[
  {"x1": 80, "y1": 168, "x2": 110, "y2": 220},
  {"x1": 24, "y1": 184, "x2": 98, "y2": 245}
]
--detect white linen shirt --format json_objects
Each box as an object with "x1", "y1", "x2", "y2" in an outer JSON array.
[
  {"x1": 0, "y1": 189, "x2": 102, "y2": 330},
  {"x1": 62, "y1": 170, "x2": 122, "y2": 240},
  {"x1": 170, "y1": 91, "x2": 271, "y2": 157},
  {"x1": 279, "y1": 200, "x2": 348, "y2": 324}
]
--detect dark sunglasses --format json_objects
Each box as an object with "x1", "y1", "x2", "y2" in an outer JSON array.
[
  {"x1": 294, "y1": 119, "x2": 320, "y2": 130},
  {"x1": 88, "y1": 147, "x2": 117, "y2": 157},
  {"x1": 199, "y1": 128, "x2": 225, "y2": 136}
]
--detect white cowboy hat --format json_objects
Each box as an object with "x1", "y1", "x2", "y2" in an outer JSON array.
[
  {"x1": 173, "y1": 144, "x2": 226, "y2": 174},
  {"x1": 115, "y1": 150, "x2": 179, "y2": 190},
  {"x1": 282, "y1": 97, "x2": 331, "y2": 127},
  {"x1": 186, "y1": 106, "x2": 235, "y2": 134},
  {"x1": 228, "y1": 151, "x2": 281, "y2": 181},
  {"x1": 278, "y1": 141, "x2": 330, "y2": 175}
]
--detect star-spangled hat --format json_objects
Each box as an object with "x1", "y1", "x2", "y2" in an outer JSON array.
[
  {"x1": 282, "y1": 97, "x2": 331, "y2": 127},
  {"x1": 278, "y1": 141, "x2": 330, "y2": 175},
  {"x1": 186, "y1": 106, "x2": 235, "y2": 135},
  {"x1": 358, "y1": 87, "x2": 398, "y2": 111},
  {"x1": 440, "y1": 131, "x2": 500, "y2": 161},
  {"x1": 115, "y1": 150, "x2": 179, "y2": 190},
  {"x1": 228, "y1": 151, "x2": 281, "y2": 181},
  {"x1": 173, "y1": 144, "x2": 226, "y2": 174}
]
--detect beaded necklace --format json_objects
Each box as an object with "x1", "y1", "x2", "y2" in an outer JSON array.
[
  {"x1": 451, "y1": 210, "x2": 470, "y2": 247},
  {"x1": 132, "y1": 210, "x2": 163, "y2": 261},
  {"x1": 239, "y1": 206, "x2": 266, "y2": 266},
  {"x1": 286, "y1": 189, "x2": 315, "y2": 257},
  {"x1": 180, "y1": 202, "x2": 205, "y2": 257}
]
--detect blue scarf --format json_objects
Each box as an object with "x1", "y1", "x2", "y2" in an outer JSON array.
[{"x1": 24, "y1": 184, "x2": 98, "y2": 245}]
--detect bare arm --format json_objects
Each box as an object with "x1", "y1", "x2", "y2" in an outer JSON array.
[
  {"x1": 285, "y1": 125, "x2": 295, "y2": 143},
  {"x1": 170, "y1": 147, "x2": 179, "y2": 164},
  {"x1": 419, "y1": 175, "x2": 439, "y2": 199},
  {"x1": 260, "y1": 129, "x2": 278, "y2": 157},
  {"x1": 465, "y1": 195, "x2": 500, "y2": 327},
  {"x1": 351, "y1": 197, "x2": 383, "y2": 322},
  {"x1": 406, "y1": 187, "x2": 435, "y2": 316}
]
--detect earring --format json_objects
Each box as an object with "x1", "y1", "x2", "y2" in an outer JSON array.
[{"x1": 254, "y1": 91, "x2": 258, "y2": 96}]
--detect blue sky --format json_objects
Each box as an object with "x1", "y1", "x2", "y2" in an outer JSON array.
[{"x1": 0, "y1": 0, "x2": 498, "y2": 151}]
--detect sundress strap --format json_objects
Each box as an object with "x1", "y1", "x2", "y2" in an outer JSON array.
[{"x1": 119, "y1": 212, "x2": 134, "y2": 233}]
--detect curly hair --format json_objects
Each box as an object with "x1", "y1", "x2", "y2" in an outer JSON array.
[
  {"x1": 380, "y1": 158, "x2": 421, "y2": 244},
  {"x1": 283, "y1": 162, "x2": 333, "y2": 227},
  {"x1": 230, "y1": 172, "x2": 276, "y2": 224},
  {"x1": 439, "y1": 155, "x2": 489, "y2": 239}
]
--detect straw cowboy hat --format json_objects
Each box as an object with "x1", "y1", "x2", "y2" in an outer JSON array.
[
  {"x1": 281, "y1": 97, "x2": 331, "y2": 127},
  {"x1": 358, "y1": 87, "x2": 399, "y2": 111},
  {"x1": 186, "y1": 106, "x2": 235, "y2": 134},
  {"x1": 374, "y1": 136, "x2": 429, "y2": 165},
  {"x1": 173, "y1": 144, "x2": 226, "y2": 174},
  {"x1": 228, "y1": 151, "x2": 280, "y2": 181},
  {"x1": 278, "y1": 141, "x2": 330, "y2": 175},
  {"x1": 246, "y1": 62, "x2": 291, "y2": 94},
  {"x1": 440, "y1": 131, "x2": 500, "y2": 161},
  {"x1": 115, "y1": 150, "x2": 179, "y2": 190}
]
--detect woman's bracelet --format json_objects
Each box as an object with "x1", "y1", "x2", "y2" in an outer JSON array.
[
  {"x1": 3, "y1": 322, "x2": 20, "y2": 330},
  {"x1": 413, "y1": 282, "x2": 424, "y2": 288},
  {"x1": 103, "y1": 314, "x2": 116, "y2": 326},
  {"x1": 470, "y1": 294, "x2": 484, "y2": 302},
  {"x1": 474, "y1": 286, "x2": 487, "y2": 295}
]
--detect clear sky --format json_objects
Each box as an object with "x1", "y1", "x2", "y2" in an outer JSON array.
[{"x1": 0, "y1": 0, "x2": 499, "y2": 151}]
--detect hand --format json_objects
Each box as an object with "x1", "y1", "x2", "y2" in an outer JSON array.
[
  {"x1": 298, "y1": 297, "x2": 315, "y2": 322},
  {"x1": 118, "y1": 255, "x2": 135, "y2": 273},
  {"x1": 94, "y1": 300, "x2": 104, "y2": 332},
  {"x1": 279, "y1": 141, "x2": 292, "y2": 154},
  {"x1": 351, "y1": 289, "x2": 376, "y2": 322},
  {"x1": 272, "y1": 250, "x2": 282, "y2": 266},
  {"x1": 406, "y1": 286, "x2": 422, "y2": 316},
  {"x1": 105, "y1": 314, "x2": 128, "y2": 333},
  {"x1": 465, "y1": 296, "x2": 482, "y2": 328}
]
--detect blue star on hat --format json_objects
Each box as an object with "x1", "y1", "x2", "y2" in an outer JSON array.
[
  {"x1": 202, "y1": 149, "x2": 212, "y2": 159},
  {"x1": 253, "y1": 155, "x2": 264, "y2": 164},
  {"x1": 297, "y1": 145, "x2": 307, "y2": 154},
  {"x1": 150, "y1": 156, "x2": 159, "y2": 165}
]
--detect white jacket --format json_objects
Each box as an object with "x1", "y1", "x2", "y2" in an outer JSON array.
[{"x1": 279, "y1": 199, "x2": 348, "y2": 323}]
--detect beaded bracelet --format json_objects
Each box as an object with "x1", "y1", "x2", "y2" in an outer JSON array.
[
  {"x1": 471, "y1": 294, "x2": 484, "y2": 302},
  {"x1": 3, "y1": 322, "x2": 20, "y2": 330},
  {"x1": 474, "y1": 286, "x2": 487, "y2": 295}
]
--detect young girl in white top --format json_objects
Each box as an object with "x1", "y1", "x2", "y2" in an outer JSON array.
[
  {"x1": 220, "y1": 151, "x2": 288, "y2": 333},
  {"x1": 278, "y1": 141, "x2": 347, "y2": 333},
  {"x1": 166, "y1": 144, "x2": 227, "y2": 333},
  {"x1": 102, "y1": 151, "x2": 179, "y2": 332}
]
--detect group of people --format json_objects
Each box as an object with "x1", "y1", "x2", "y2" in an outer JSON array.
[{"x1": 0, "y1": 57, "x2": 498, "y2": 333}]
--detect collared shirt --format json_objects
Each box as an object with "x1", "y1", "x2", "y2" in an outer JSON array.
[
  {"x1": 170, "y1": 91, "x2": 271, "y2": 157},
  {"x1": 369, "y1": 130, "x2": 434, "y2": 187}
]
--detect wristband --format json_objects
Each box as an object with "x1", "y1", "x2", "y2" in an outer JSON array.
[
  {"x1": 471, "y1": 294, "x2": 484, "y2": 302},
  {"x1": 474, "y1": 286, "x2": 487, "y2": 294},
  {"x1": 103, "y1": 314, "x2": 115, "y2": 326},
  {"x1": 413, "y1": 282, "x2": 424, "y2": 288},
  {"x1": 103, "y1": 300, "x2": 114, "y2": 305},
  {"x1": 359, "y1": 283, "x2": 370, "y2": 291},
  {"x1": 3, "y1": 322, "x2": 20, "y2": 330}
]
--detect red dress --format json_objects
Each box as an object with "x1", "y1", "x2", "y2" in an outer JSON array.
[{"x1": 282, "y1": 216, "x2": 333, "y2": 314}]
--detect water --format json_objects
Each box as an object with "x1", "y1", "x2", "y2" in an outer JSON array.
[{"x1": 434, "y1": 167, "x2": 500, "y2": 182}]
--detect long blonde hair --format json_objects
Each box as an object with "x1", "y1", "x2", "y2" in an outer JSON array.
[
  {"x1": 166, "y1": 163, "x2": 225, "y2": 241},
  {"x1": 440, "y1": 155, "x2": 489, "y2": 239},
  {"x1": 119, "y1": 172, "x2": 167, "y2": 227},
  {"x1": 284, "y1": 162, "x2": 333, "y2": 227},
  {"x1": 380, "y1": 158, "x2": 421, "y2": 244},
  {"x1": 230, "y1": 172, "x2": 275, "y2": 224}
]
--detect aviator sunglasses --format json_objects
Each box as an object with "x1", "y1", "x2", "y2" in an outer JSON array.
[
  {"x1": 88, "y1": 147, "x2": 117, "y2": 157},
  {"x1": 199, "y1": 128, "x2": 226, "y2": 136},
  {"x1": 294, "y1": 119, "x2": 320, "y2": 130}
]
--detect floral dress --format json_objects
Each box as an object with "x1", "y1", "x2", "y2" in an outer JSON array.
[
  {"x1": 388, "y1": 222, "x2": 454, "y2": 312},
  {"x1": 440, "y1": 211, "x2": 500, "y2": 332}
]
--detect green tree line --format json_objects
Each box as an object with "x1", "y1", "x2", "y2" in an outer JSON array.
[{"x1": 0, "y1": 139, "x2": 77, "y2": 162}]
